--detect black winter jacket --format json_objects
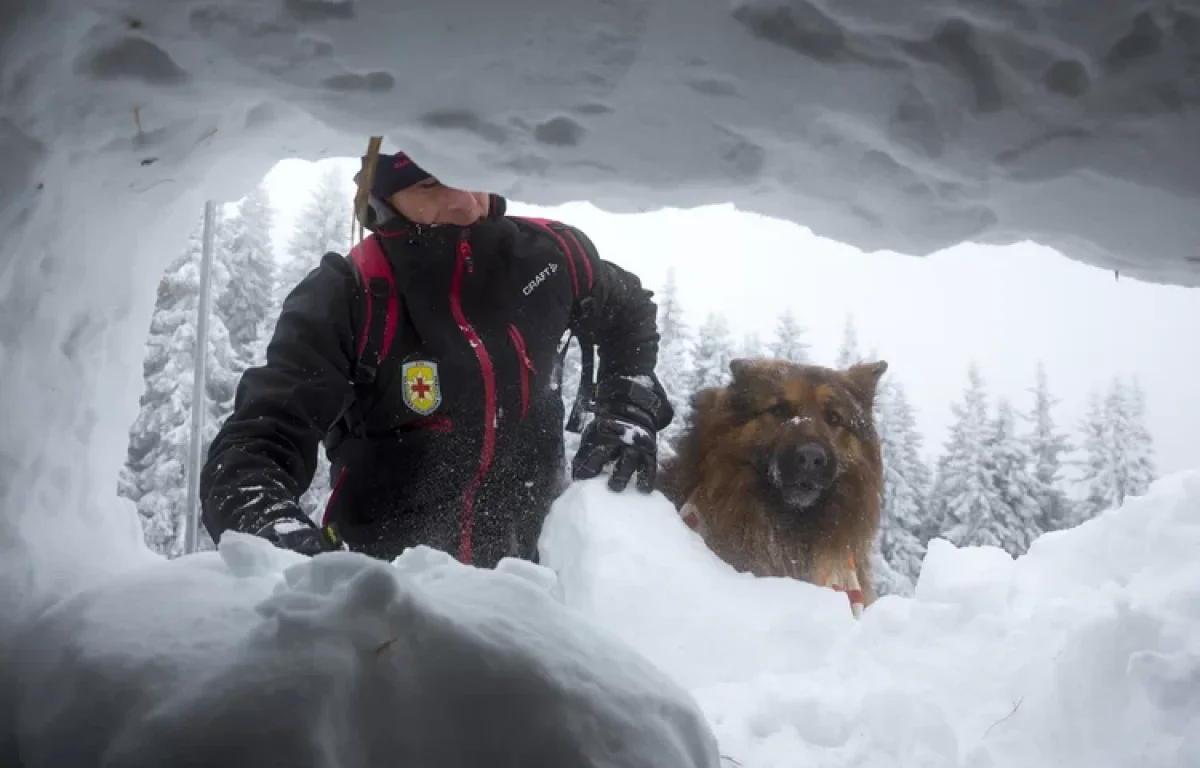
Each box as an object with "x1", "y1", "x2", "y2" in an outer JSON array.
[{"x1": 199, "y1": 200, "x2": 668, "y2": 567}]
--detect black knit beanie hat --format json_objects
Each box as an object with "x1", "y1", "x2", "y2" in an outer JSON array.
[
  {"x1": 360, "y1": 151, "x2": 432, "y2": 200},
  {"x1": 353, "y1": 149, "x2": 507, "y2": 231}
]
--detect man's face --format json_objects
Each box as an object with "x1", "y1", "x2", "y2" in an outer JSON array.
[{"x1": 387, "y1": 178, "x2": 490, "y2": 226}]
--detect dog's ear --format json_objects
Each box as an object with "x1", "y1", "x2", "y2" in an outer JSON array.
[
  {"x1": 727, "y1": 363, "x2": 776, "y2": 423},
  {"x1": 730, "y1": 357, "x2": 778, "y2": 383},
  {"x1": 692, "y1": 387, "x2": 722, "y2": 414},
  {"x1": 843, "y1": 360, "x2": 888, "y2": 406},
  {"x1": 729, "y1": 358, "x2": 754, "y2": 381},
  {"x1": 685, "y1": 387, "x2": 727, "y2": 432}
]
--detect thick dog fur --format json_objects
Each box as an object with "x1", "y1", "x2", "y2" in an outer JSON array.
[{"x1": 658, "y1": 358, "x2": 888, "y2": 605}]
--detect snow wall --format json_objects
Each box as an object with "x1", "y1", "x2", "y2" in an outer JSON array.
[{"x1": 1, "y1": 0, "x2": 1198, "y2": 670}]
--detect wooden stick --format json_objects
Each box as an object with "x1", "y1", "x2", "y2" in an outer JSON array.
[{"x1": 351, "y1": 135, "x2": 384, "y2": 252}]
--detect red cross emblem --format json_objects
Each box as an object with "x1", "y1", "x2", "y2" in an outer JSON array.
[
  {"x1": 402, "y1": 360, "x2": 441, "y2": 415},
  {"x1": 412, "y1": 376, "x2": 431, "y2": 399}
]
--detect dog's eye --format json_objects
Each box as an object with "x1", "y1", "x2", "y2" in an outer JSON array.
[
  {"x1": 766, "y1": 402, "x2": 791, "y2": 419},
  {"x1": 826, "y1": 408, "x2": 844, "y2": 427}
]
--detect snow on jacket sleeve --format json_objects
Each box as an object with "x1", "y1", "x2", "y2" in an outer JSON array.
[
  {"x1": 199, "y1": 252, "x2": 358, "y2": 543},
  {"x1": 563, "y1": 225, "x2": 672, "y2": 429}
]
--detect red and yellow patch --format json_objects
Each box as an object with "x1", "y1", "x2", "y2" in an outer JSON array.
[{"x1": 402, "y1": 360, "x2": 442, "y2": 416}]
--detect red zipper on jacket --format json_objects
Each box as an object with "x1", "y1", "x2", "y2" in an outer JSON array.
[
  {"x1": 321, "y1": 467, "x2": 348, "y2": 528},
  {"x1": 507, "y1": 324, "x2": 536, "y2": 421},
  {"x1": 449, "y1": 231, "x2": 496, "y2": 564}
]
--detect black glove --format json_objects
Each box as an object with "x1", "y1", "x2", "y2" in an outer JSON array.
[
  {"x1": 253, "y1": 515, "x2": 342, "y2": 556},
  {"x1": 572, "y1": 376, "x2": 670, "y2": 494}
]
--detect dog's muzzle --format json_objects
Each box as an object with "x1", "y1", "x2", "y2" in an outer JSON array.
[{"x1": 770, "y1": 441, "x2": 837, "y2": 509}]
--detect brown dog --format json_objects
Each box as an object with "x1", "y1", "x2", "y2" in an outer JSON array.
[{"x1": 657, "y1": 358, "x2": 888, "y2": 609}]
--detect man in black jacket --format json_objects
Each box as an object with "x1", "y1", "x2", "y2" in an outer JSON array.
[{"x1": 199, "y1": 150, "x2": 673, "y2": 568}]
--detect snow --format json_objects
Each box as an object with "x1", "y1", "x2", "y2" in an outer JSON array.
[
  {"x1": 619, "y1": 422, "x2": 652, "y2": 446},
  {"x1": 3, "y1": 473, "x2": 1200, "y2": 765},
  {"x1": 0, "y1": 1, "x2": 1197, "y2": 764},
  {"x1": 5, "y1": 2, "x2": 1198, "y2": 283},
  {"x1": 6, "y1": 526, "x2": 721, "y2": 767},
  {"x1": 269, "y1": 517, "x2": 309, "y2": 535},
  {"x1": 539, "y1": 473, "x2": 1200, "y2": 767}
]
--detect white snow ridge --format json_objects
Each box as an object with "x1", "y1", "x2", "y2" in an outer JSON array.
[
  {"x1": 5, "y1": 476, "x2": 1199, "y2": 767},
  {"x1": 1, "y1": 0, "x2": 1199, "y2": 766},
  {"x1": 8, "y1": 521, "x2": 721, "y2": 767},
  {"x1": 542, "y1": 477, "x2": 1200, "y2": 768}
]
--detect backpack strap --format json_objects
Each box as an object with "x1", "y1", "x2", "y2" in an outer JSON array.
[
  {"x1": 511, "y1": 217, "x2": 595, "y2": 299},
  {"x1": 347, "y1": 234, "x2": 399, "y2": 387},
  {"x1": 513, "y1": 216, "x2": 598, "y2": 433},
  {"x1": 324, "y1": 234, "x2": 400, "y2": 450}
]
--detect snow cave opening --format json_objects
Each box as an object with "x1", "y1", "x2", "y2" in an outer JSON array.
[
  {"x1": 2, "y1": 1, "x2": 1199, "y2": 765},
  {"x1": 3, "y1": 0, "x2": 1198, "y2": 588}
]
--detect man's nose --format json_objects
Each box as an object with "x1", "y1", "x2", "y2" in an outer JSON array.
[{"x1": 446, "y1": 189, "x2": 482, "y2": 212}]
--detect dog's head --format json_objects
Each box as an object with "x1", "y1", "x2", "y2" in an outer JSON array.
[{"x1": 720, "y1": 357, "x2": 888, "y2": 517}]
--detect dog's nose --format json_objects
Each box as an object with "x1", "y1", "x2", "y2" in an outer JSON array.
[
  {"x1": 779, "y1": 442, "x2": 835, "y2": 488},
  {"x1": 795, "y1": 443, "x2": 828, "y2": 472}
]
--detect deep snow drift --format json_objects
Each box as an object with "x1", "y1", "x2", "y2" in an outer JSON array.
[
  {"x1": 6, "y1": 503, "x2": 721, "y2": 768},
  {"x1": 543, "y1": 475, "x2": 1200, "y2": 768},
  {"x1": 4, "y1": 476, "x2": 1197, "y2": 767}
]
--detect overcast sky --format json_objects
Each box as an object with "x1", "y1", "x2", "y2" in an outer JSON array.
[{"x1": 263, "y1": 158, "x2": 1200, "y2": 481}]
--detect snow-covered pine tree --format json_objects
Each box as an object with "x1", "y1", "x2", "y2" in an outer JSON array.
[
  {"x1": 739, "y1": 330, "x2": 765, "y2": 359},
  {"x1": 278, "y1": 164, "x2": 351, "y2": 303},
  {"x1": 868, "y1": 548, "x2": 911, "y2": 601},
  {"x1": 983, "y1": 398, "x2": 1045, "y2": 556},
  {"x1": 1122, "y1": 377, "x2": 1157, "y2": 496},
  {"x1": 217, "y1": 181, "x2": 277, "y2": 369},
  {"x1": 120, "y1": 214, "x2": 238, "y2": 557},
  {"x1": 768, "y1": 308, "x2": 810, "y2": 363},
  {"x1": 874, "y1": 377, "x2": 931, "y2": 594},
  {"x1": 1105, "y1": 378, "x2": 1138, "y2": 505},
  {"x1": 688, "y1": 312, "x2": 737, "y2": 398},
  {"x1": 1080, "y1": 377, "x2": 1158, "y2": 522},
  {"x1": 1076, "y1": 390, "x2": 1115, "y2": 522},
  {"x1": 1023, "y1": 362, "x2": 1074, "y2": 532},
  {"x1": 928, "y1": 363, "x2": 1004, "y2": 550},
  {"x1": 655, "y1": 268, "x2": 694, "y2": 458},
  {"x1": 871, "y1": 379, "x2": 911, "y2": 598},
  {"x1": 835, "y1": 314, "x2": 862, "y2": 368},
  {"x1": 268, "y1": 169, "x2": 352, "y2": 520}
]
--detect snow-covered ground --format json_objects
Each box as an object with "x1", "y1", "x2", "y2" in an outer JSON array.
[
  {"x1": 4, "y1": 490, "x2": 722, "y2": 768},
  {"x1": 544, "y1": 475, "x2": 1200, "y2": 768},
  {"x1": 4, "y1": 474, "x2": 1197, "y2": 767}
]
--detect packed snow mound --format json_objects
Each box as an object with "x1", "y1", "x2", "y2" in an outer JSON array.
[
  {"x1": 3, "y1": 477, "x2": 1197, "y2": 768},
  {"x1": 4, "y1": 529, "x2": 721, "y2": 768},
  {"x1": 1, "y1": 0, "x2": 1198, "y2": 634},
  {"x1": 541, "y1": 474, "x2": 1200, "y2": 768}
]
